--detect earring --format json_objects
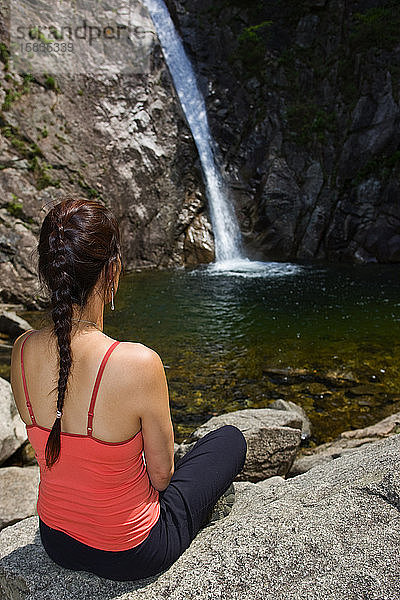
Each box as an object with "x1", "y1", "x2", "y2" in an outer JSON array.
[{"x1": 111, "y1": 283, "x2": 115, "y2": 311}]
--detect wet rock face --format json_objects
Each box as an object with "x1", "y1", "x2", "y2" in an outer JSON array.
[
  {"x1": 0, "y1": 2, "x2": 214, "y2": 307},
  {"x1": 167, "y1": 0, "x2": 400, "y2": 264}
]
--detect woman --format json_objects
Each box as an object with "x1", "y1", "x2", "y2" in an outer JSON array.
[{"x1": 10, "y1": 197, "x2": 247, "y2": 582}]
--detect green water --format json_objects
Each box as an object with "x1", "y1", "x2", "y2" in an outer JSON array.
[{"x1": 15, "y1": 260, "x2": 400, "y2": 444}]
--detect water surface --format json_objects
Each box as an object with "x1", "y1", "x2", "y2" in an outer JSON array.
[{"x1": 18, "y1": 260, "x2": 400, "y2": 444}]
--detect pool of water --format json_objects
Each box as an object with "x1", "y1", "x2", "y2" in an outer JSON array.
[{"x1": 14, "y1": 259, "x2": 400, "y2": 444}]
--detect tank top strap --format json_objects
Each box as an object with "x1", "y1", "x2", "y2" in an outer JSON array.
[
  {"x1": 87, "y1": 341, "x2": 120, "y2": 436},
  {"x1": 20, "y1": 330, "x2": 37, "y2": 426}
]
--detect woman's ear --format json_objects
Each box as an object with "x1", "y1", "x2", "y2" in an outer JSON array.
[{"x1": 106, "y1": 259, "x2": 121, "y2": 292}]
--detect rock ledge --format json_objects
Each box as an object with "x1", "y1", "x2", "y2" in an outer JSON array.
[{"x1": 1, "y1": 434, "x2": 399, "y2": 600}]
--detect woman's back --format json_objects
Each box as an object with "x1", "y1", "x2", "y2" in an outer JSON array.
[
  {"x1": 12, "y1": 328, "x2": 161, "y2": 551},
  {"x1": 12, "y1": 327, "x2": 147, "y2": 442}
]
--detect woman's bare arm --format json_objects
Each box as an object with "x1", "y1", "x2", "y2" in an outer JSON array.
[{"x1": 121, "y1": 344, "x2": 175, "y2": 491}]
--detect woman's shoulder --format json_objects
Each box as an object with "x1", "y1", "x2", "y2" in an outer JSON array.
[
  {"x1": 103, "y1": 340, "x2": 167, "y2": 414},
  {"x1": 115, "y1": 340, "x2": 164, "y2": 371},
  {"x1": 11, "y1": 328, "x2": 37, "y2": 359}
]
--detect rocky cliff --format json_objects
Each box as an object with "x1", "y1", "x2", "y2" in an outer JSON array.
[
  {"x1": 166, "y1": 0, "x2": 400, "y2": 263},
  {"x1": 0, "y1": 1, "x2": 213, "y2": 308},
  {"x1": 0, "y1": 1, "x2": 399, "y2": 307}
]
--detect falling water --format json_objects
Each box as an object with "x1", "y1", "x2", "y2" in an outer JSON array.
[{"x1": 143, "y1": 0, "x2": 243, "y2": 263}]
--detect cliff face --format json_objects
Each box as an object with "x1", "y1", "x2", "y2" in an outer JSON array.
[
  {"x1": 166, "y1": 0, "x2": 400, "y2": 263},
  {"x1": 0, "y1": 2, "x2": 214, "y2": 307},
  {"x1": 0, "y1": 1, "x2": 399, "y2": 306}
]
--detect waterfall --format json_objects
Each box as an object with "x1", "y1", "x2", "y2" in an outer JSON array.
[{"x1": 143, "y1": 0, "x2": 243, "y2": 264}]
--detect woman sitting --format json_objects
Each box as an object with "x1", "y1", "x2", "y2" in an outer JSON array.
[{"x1": 10, "y1": 196, "x2": 247, "y2": 581}]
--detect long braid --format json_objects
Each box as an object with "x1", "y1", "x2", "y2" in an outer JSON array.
[
  {"x1": 44, "y1": 223, "x2": 73, "y2": 469},
  {"x1": 37, "y1": 197, "x2": 122, "y2": 470}
]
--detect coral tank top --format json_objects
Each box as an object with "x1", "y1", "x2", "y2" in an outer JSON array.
[{"x1": 21, "y1": 332, "x2": 160, "y2": 552}]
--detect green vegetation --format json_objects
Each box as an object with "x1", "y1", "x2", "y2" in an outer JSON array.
[
  {"x1": 2, "y1": 89, "x2": 21, "y2": 111},
  {"x1": 49, "y1": 26, "x2": 63, "y2": 40},
  {"x1": 285, "y1": 102, "x2": 337, "y2": 145},
  {"x1": 350, "y1": 4, "x2": 400, "y2": 50},
  {"x1": 22, "y1": 73, "x2": 34, "y2": 87},
  {"x1": 55, "y1": 133, "x2": 67, "y2": 143},
  {"x1": 0, "y1": 42, "x2": 9, "y2": 70},
  {"x1": 5, "y1": 195, "x2": 34, "y2": 224},
  {"x1": 234, "y1": 21, "x2": 273, "y2": 78},
  {"x1": 0, "y1": 118, "x2": 60, "y2": 190},
  {"x1": 230, "y1": 20, "x2": 273, "y2": 81},
  {"x1": 1, "y1": 71, "x2": 34, "y2": 111},
  {"x1": 43, "y1": 74, "x2": 60, "y2": 92},
  {"x1": 78, "y1": 178, "x2": 100, "y2": 199},
  {"x1": 28, "y1": 156, "x2": 61, "y2": 190},
  {"x1": 28, "y1": 27, "x2": 53, "y2": 44},
  {"x1": 1, "y1": 123, "x2": 40, "y2": 158},
  {"x1": 353, "y1": 150, "x2": 400, "y2": 186},
  {"x1": 6, "y1": 200, "x2": 24, "y2": 219}
]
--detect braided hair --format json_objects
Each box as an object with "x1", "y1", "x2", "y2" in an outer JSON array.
[{"x1": 38, "y1": 197, "x2": 122, "y2": 469}]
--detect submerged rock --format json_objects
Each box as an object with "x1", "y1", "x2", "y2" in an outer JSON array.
[{"x1": 1, "y1": 434, "x2": 399, "y2": 599}]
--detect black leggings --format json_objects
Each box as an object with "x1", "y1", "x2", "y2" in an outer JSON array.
[{"x1": 39, "y1": 424, "x2": 247, "y2": 582}]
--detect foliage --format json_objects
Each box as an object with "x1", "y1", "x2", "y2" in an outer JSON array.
[
  {"x1": 28, "y1": 156, "x2": 61, "y2": 190},
  {"x1": 2, "y1": 89, "x2": 21, "y2": 111},
  {"x1": 1, "y1": 123, "x2": 39, "y2": 158},
  {"x1": 5, "y1": 198, "x2": 34, "y2": 224},
  {"x1": 43, "y1": 74, "x2": 60, "y2": 92},
  {"x1": 6, "y1": 200, "x2": 24, "y2": 218},
  {"x1": 28, "y1": 27, "x2": 53, "y2": 44},
  {"x1": 49, "y1": 26, "x2": 63, "y2": 40},
  {"x1": 353, "y1": 150, "x2": 400, "y2": 185},
  {"x1": 0, "y1": 119, "x2": 59, "y2": 190},
  {"x1": 350, "y1": 4, "x2": 400, "y2": 50},
  {"x1": 0, "y1": 42, "x2": 9, "y2": 70},
  {"x1": 77, "y1": 176, "x2": 100, "y2": 199},
  {"x1": 233, "y1": 21, "x2": 273, "y2": 79},
  {"x1": 285, "y1": 102, "x2": 337, "y2": 145},
  {"x1": 1, "y1": 71, "x2": 34, "y2": 111}
]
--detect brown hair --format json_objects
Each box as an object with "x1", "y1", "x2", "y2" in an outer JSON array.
[{"x1": 38, "y1": 197, "x2": 122, "y2": 469}]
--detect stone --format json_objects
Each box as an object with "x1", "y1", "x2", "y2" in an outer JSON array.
[
  {"x1": 188, "y1": 408, "x2": 302, "y2": 480},
  {"x1": 0, "y1": 378, "x2": 26, "y2": 465},
  {"x1": 0, "y1": 466, "x2": 39, "y2": 530},
  {"x1": 0, "y1": 311, "x2": 32, "y2": 339},
  {"x1": 295, "y1": 14, "x2": 320, "y2": 48},
  {"x1": 289, "y1": 411, "x2": 400, "y2": 476},
  {"x1": 174, "y1": 441, "x2": 195, "y2": 462},
  {"x1": 268, "y1": 399, "x2": 312, "y2": 440},
  {"x1": 183, "y1": 212, "x2": 215, "y2": 266},
  {"x1": 1, "y1": 434, "x2": 399, "y2": 599},
  {"x1": 256, "y1": 475, "x2": 286, "y2": 495}
]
